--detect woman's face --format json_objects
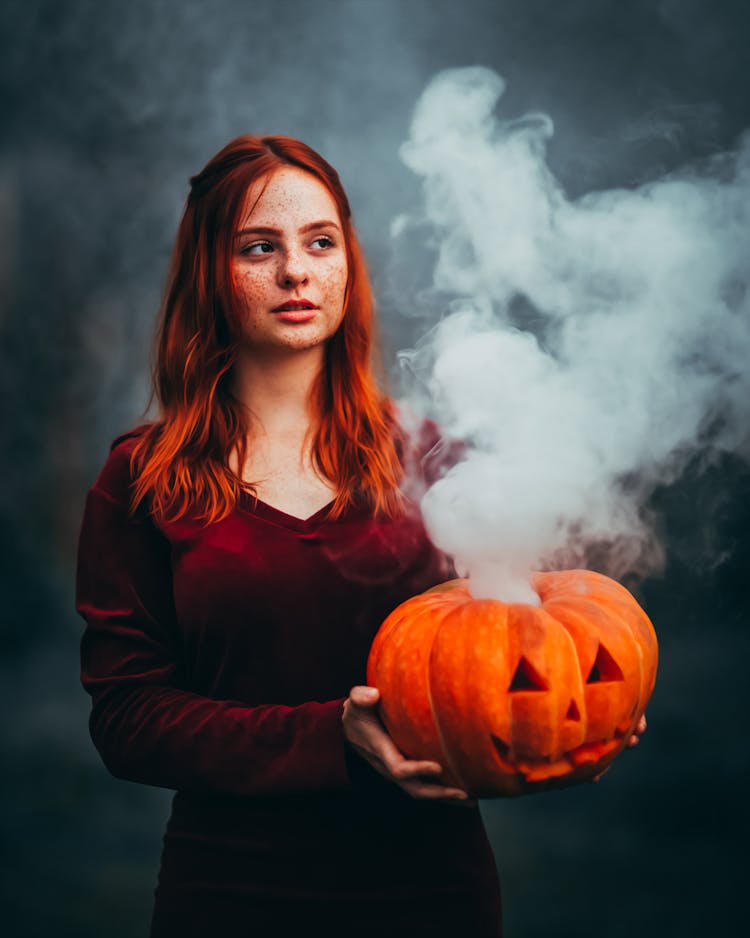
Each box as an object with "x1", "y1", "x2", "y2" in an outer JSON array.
[{"x1": 231, "y1": 166, "x2": 348, "y2": 357}]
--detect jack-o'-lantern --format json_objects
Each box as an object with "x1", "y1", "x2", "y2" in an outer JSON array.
[{"x1": 366, "y1": 570, "x2": 658, "y2": 797}]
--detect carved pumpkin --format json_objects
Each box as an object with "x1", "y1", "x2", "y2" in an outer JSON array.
[{"x1": 366, "y1": 570, "x2": 658, "y2": 797}]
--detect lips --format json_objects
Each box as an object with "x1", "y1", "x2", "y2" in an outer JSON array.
[{"x1": 272, "y1": 299, "x2": 318, "y2": 312}]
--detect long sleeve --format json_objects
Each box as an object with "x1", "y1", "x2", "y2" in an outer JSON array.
[{"x1": 75, "y1": 438, "x2": 355, "y2": 798}]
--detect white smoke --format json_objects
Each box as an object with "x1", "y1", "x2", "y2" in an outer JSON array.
[{"x1": 396, "y1": 67, "x2": 750, "y2": 603}]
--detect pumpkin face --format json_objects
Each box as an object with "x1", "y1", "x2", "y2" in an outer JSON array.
[{"x1": 366, "y1": 570, "x2": 658, "y2": 797}]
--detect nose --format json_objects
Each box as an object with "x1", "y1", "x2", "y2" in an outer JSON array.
[{"x1": 277, "y1": 247, "x2": 309, "y2": 288}]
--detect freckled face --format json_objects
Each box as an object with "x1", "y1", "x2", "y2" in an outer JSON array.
[{"x1": 231, "y1": 166, "x2": 349, "y2": 356}]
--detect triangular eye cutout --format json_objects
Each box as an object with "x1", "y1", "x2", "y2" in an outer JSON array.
[
  {"x1": 586, "y1": 643, "x2": 624, "y2": 683},
  {"x1": 565, "y1": 699, "x2": 581, "y2": 721},
  {"x1": 509, "y1": 656, "x2": 548, "y2": 692}
]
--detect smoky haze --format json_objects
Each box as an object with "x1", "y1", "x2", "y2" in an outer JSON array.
[
  {"x1": 395, "y1": 67, "x2": 750, "y2": 602},
  {"x1": 1, "y1": 2, "x2": 749, "y2": 938}
]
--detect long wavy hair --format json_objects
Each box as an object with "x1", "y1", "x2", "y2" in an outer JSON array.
[{"x1": 129, "y1": 134, "x2": 404, "y2": 524}]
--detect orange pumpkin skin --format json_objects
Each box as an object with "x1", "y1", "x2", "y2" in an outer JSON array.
[{"x1": 366, "y1": 570, "x2": 658, "y2": 798}]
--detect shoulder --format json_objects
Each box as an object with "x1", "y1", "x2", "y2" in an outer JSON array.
[
  {"x1": 90, "y1": 422, "x2": 155, "y2": 503},
  {"x1": 393, "y1": 406, "x2": 466, "y2": 491}
]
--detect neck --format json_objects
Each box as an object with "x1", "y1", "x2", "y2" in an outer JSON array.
[{"x1": 230, "y1": 344, "x2": 325, "y2": 436}]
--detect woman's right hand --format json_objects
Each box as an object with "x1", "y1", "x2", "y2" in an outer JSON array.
[{"x1": 342, "y1": 685, "x2": 475, "y2": 806}]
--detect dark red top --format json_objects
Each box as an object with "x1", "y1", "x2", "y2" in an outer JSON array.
[{"x1": 76, "y1": 424, "x2": 502, "y2": 937}]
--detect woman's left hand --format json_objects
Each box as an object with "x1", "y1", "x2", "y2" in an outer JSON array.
[
  {"x1": 591, "y1": 713, "x2": 647, "y2": 783},
  {"x1": 627, "y1": 713, "x2": 647, "y2": 748}
]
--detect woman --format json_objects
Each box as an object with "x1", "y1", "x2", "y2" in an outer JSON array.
[{"x1": 75, "y1": 135, "x2": 504, "y2": 937}]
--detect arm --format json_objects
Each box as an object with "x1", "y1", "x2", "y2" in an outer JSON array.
[{"x1": 76, "y1": 436, "x2": 352, "y2": 798}]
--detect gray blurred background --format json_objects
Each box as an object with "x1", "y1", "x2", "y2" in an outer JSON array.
[{"x1": 1, "y1": 1, "x2": 748, "y2": 935}]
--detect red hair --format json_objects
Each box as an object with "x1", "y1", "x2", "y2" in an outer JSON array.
[{"x1": 130, "y1": 134, "x2": 404, "y2": 523}]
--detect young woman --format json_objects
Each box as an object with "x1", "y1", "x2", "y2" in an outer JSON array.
[{"x1": 75, "y1": 135, "x2": 505, "y2": 936}]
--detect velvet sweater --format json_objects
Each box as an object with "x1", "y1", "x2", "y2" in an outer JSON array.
[{"x1": 76, "y1": 424, "x2": 502, "y2": 937}]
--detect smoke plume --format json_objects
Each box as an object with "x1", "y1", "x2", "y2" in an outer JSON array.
[{"x1": 395, "y1": 67, "x2": 750, "y2": 603}]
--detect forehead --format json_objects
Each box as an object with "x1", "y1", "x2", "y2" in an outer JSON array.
[{"x1": 238, "y1": 166, "x2": 342, "y2": 229}]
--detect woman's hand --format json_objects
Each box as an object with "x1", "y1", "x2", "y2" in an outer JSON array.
[
  {"x1": 342, "y1": 685, "x2": 476, "y2": 806},
  {"x1": 591, "y1": 713, "x2": 648, "y2": 783},
  {"x1": 627, "y1": 713, "x2": 648, "y2": 747}
]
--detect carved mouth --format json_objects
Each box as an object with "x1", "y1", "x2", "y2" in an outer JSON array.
[{"x1": 489, "y1": 732, "x2": 624, "y2": 780}]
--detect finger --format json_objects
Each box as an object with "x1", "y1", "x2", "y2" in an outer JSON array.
[
  {"x1": 404, "y1": 780, "x2": 473, "y2": 801},
  {"x1": 637, "y1": 714, "x2": 647, "y2": 733},
  {"x1": 388, "y1": 757, "x2": 444, "y2": 781},
  {"x1": 355, "y1": 748, "x2": 445, "y2": 792},
  {"x1": 355, "y1": 725, "x2": 442, "y2": 781},
  {"x1": 349, "y1": 685, "x2": 380, "y2": 707},
  {"x1": 627, "y1": 734, "x2": 640, "y2": 748},
  {"x1": 347, "y1": 711, "x2": 443, "y2": 780},
  {"x1": 414, "y1": 795, "x2": 477, "y2": 808}
]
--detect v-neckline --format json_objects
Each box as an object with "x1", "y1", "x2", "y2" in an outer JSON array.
[{"x1": 238, "y1": 492, "x2": 336, "y2": 532}]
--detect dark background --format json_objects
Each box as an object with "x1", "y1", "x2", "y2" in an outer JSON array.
[{"x1": 1, "y1": 1, "x2": 748, "y2": 935}]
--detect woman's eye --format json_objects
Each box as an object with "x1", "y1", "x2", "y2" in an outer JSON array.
[
  {"x1": 311, "y1": 236, "x2": 335, "y2": 250},
  {"x1": 241, "y1": 241, "x2": 274, "y2": 256}
]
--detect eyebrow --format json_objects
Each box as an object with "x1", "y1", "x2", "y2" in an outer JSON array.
[{"x1": 235, "y1": 219, "x2": 341, "y2": 238}]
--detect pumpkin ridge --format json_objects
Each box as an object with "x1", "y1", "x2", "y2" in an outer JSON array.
[
  {"x1": 426, "y1": 596, "x2": 477, "y2": 791},
  {"x1": 545, "y1": 591, "x2": 656, "y2": 732},
  {"x1": 545, "y1": 599, "x2": 643, "y2": 750},
  {"x1": 368, "y1": 593, "x2": 459, "y2": 767}
]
